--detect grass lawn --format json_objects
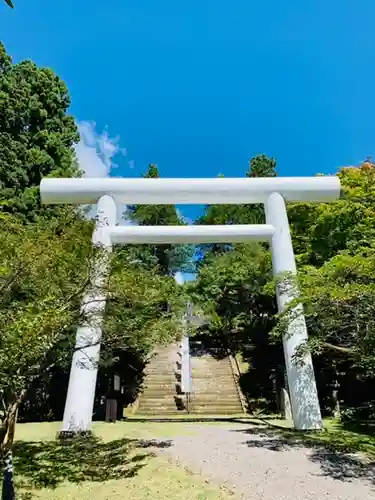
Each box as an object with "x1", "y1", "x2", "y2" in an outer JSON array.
[
  {"x1": 13, "y1": 421, "x2": 237, "y2": 500},
  {"x1": 12, "y1": 416, "x2": 375, "y2": 499},
  {"x1": 261, "y1": 417, "x2": 375, "y2": 459}
]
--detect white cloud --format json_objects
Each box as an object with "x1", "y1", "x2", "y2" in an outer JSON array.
[{"x1": 74, "y1": 121, "x2": 131, "y2": 225}]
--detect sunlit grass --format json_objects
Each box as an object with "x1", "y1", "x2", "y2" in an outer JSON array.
[
  {"x1": 13, "y1": 415, "x2": 375, "y2": 499},
  {"x1": 14, "y1": 422, "x2": 237, "y2": 500},
  {"x1": 261, "y1": 416, "x2": 375, "y2": 459}
]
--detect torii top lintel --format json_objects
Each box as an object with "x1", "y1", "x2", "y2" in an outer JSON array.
[{"x1": 40, "y1": 176, "x2": 341, "y2": 205}]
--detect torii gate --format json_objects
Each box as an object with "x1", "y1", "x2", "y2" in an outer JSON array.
[{"x1": 40, "y1": 175, "x2": 341, "y2": 432}]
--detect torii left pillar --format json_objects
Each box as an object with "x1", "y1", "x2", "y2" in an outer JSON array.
[{"x1": 61, "y1": 195, "x2": 117, "y2": 435}]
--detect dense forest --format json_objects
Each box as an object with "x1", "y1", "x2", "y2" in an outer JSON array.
[
  {"x1": 190, "y1": 157, "x2": 375, "y2": 421},
  {"x1": 1, "y1": 41, "x2": 375, "y2": 484}
]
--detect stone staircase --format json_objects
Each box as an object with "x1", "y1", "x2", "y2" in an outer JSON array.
[
  {"x1": 134, "y1": 343, "x2": 244, "y2": 416},
  {"x1": 136, "y1": 344, "x2": 182, "y2": 415},
  {"x1": 190, "y1": 353, "x2": 244, "y2": 414}
]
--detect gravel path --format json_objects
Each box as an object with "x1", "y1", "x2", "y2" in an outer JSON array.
[{"x1": 150, "y1": 423, "x2": 375, "y2": 500}]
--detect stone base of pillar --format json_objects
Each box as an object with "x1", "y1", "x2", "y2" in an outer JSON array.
[
  {"x1": 280, "y1": 388, "x2": 293, "y2": 421},
  {"x1": 57, "y1": 430, "x2": 93, "y2": 440}
]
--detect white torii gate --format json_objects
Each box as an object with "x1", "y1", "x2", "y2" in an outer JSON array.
[{"x1": 40, "y1": 175, "x2": 341, "y2": 432}]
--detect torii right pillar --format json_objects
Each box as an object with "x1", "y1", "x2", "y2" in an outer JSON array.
[{"x1": 265, "y1": 192, "x2": 322, "y2": 430}]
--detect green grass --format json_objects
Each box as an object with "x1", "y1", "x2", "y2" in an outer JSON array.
[
  {"x1": 12, "y1": 416, "x2": 375, "y2": 499},
  {"x1": 13, "y1": 422, "x2": 237, "y2": 500},
  {"x1": 260, "y1": 417, "x2": 375, "y2": 459}
]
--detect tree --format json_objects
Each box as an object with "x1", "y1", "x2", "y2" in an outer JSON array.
[
  {"x1": 192, "y1": 160, "x2": 375, "y2": 419},
  {"x1": 126, "y1": 164, "x2": 196, "y2": 275},
  {"x1": 0, "y1": 213, "x2": 183, "y2": 499},
  {"x1": 288, "y1": 162, "x2": 375, "y2": 266},
  {"x1": 189, "y1": 243, "x2": 282, "y2": 411},
  {"x1": 0, "y1": 42, "x2": 80, "y2": 222},
  {"x1": 196, "y1": 154, "x2": 277, "y2": 255},
  {"x1": 278, "y1": 163, "x2": 375, "y2": 417}
]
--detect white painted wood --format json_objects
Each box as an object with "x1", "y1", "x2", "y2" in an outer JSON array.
[
  {"x1": 40, "y1": 176, "x2": 340, "y2": 205},
  {"x1": 61, "y1": 195, "x2": 116, "y2": 433},
  {"x1": 109, "y1": 224, "x2": 275, "y2": 244},
  {"x1": 265, "y1": 192, "x2": 322, "y2": 430}
]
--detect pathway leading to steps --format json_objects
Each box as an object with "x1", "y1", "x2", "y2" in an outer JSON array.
[{"x1": 148, "y1": 422, "x2": 375, "y2": 500}]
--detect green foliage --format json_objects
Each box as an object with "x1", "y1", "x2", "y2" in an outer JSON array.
[
  {"x1": 189, "y1": 243, "x2": 282, "y2": 409},
  {"x1": 0, "y1": 213, "x2": 183, "y2": 449},
  {"x1": 282, "y1": 248, "x2": 375, "y2": 377},
  {"x1": 197, "y1": 154, "x2": 277, "y2": 255},
  {"x1": 126, "y1": 164, "x2": 196, "y2": 275},
  {"x1": 0, "y1": 42, "x2": 80, "y2": 221},
  {"x1": 192, "y1": 159, "x2": 375, "y2": 418}
]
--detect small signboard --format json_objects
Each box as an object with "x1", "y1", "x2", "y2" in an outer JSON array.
[{"x1": 113, "y1": 374, "x2": 121, "y2": 392}]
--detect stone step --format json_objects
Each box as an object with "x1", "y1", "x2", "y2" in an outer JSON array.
[
  {"x1": 192, "y1": 375, "x2": 234, "y2": 379},
  {"x1": 144, "y1": 366, "x2": 177, "y2": 370},
  {"x1": 138, "y1": 403, "x2": 178, "y2": 408},
  {"x1": 138, "y1": 396, "x2": 177, "y2": 402},
  {"x1": 190, "y1": 403, "x2": 243, "y2": 409},
  {"x1": 191, "y1": 400, "x2": 242, "y2": 406},
  {"x1": 189, "y1": 409, "x2": 243, "y2": 414},
  {"x1": 136, "y1": 411, "x2": 186, "y2": 415},
  {"x1": 142, "y1": 386, "x2": 177, "y2": 391},
  {"x1": 138, "y1": 408, "x2": 179, "y2": 413},
  {"x1": 137, "y1": 408, "x2": 180, "y2": 413},
  {"x1": 141, "y1": 386, "x2": 178, "y2": 391},
  {"x1": 135, "y1": 349, "x2": 242, "y2": 417},
  {"x1": 193, "y1": 382, "x2": 236, "y2": 386},
  {"x1": 140, "y1": 394, "x2": 177, "y2": 400},
  {"x1": 190, "y1": 395, "x2": 240, "y2": 401},
  {"x1": 192, "y1": 372, "x2": 233, "y2": 376},
  {"x1": 192, "y1": 388, "x2": 238, "y2": 392},
  {"x1": 138, "y1": 397, "x2": 177, "y2": 402},
  {"x1": 141, "y1": 388, "x2": 177, "y2": 393},
  {"x1": 145, "y1": 358, "x2": 177, "y2": 364},
  {"x1": 138, "y1": 401, "x2": 178, "y2": 407},
  {"x1": 143, "y1": 379, "x2": 176, "y2": 382},
  {"x1": 192, "y1": 386, "x2": 238, "y2": 390},
  {"x1": 191, "y1": 395, "x2": 239, "y2": 399},
  {"x1": 142, "y1": 377, "x2": 177, "y2": 382},
  {"x1": 191, "y1": 368, "x2": 233, "y2": 372},
  {"x1": 141, "y1": 391, "x2": 178, "y2": 397},
  {"x1": 191, "y1": 398, "x2": 239, "y2": 402}
]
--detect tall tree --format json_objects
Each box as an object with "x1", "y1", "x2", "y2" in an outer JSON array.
[
  {"x1": 196, "y1": 154, "x2": 277, "y2": 256},
  {"x1": 0, "y1": 42, "x2": 80, "y2": 221},
  {"x1": 126, "y1": 164, "x2": 196, "y2": 275}
]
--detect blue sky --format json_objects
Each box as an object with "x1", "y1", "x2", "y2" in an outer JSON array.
[{"x1": 1, "y1": 0, "x2": 375, "y2": 225}]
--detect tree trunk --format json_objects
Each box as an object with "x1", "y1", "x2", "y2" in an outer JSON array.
[
  {"x1": 0, "y1": 390, "x2": 26, "y2": 500},
  {"x1": 331, "y1": 375, "x2": 341, "y2": 418},
  {"x1": 2, "y1": 450, "x2": 14, "y2": 500}
]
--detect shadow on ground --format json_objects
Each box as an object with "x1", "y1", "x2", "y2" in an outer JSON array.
[
  {"x1": 14, "y1": 436, "x2": 172, "y2": 490},
  {"x1": 127, "y1": 416, "x2": 256, "y2": 424},
  {"x1": 233, "y1": 425, "x2": 375, "y2": 484}
]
